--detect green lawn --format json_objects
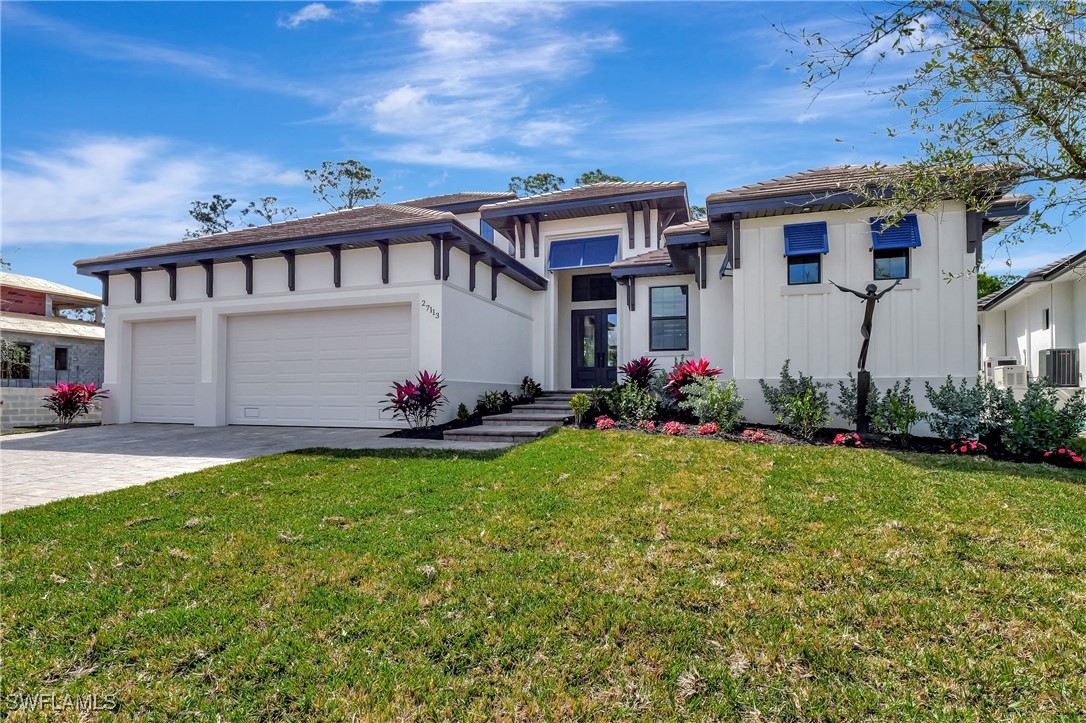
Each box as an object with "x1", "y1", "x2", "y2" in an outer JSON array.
[{"x1": 3, "y1": 430, "x2": 1085, "y2": 720}]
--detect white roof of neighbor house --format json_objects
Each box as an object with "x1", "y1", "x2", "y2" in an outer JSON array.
[
  {"x1": 0, "y1": 272, "x2": 101, "y2": 304},
  {"x1": 0, "y1": 312, "x2": 105, "y2": 341}
]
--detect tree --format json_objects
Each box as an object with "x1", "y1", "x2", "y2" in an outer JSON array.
[
  {"x1": 783, "y1": 1, "x2": 1086, "y2": 250},
  {"x1": 977, "y1": 271, "x2": 1021, "y2": 297},
  {"x1": 575, "y1": 169, "x2": 624, "y2": 185},
  {"x1": 689, "y1": 205, "x2": 707, "y2": 221},
  {"x1": 305, "y1": 160, "x2": 382, "y2": 211},
  {"x1": 241, "y1": 197, "x2": 297, "y2": 226},
  {"x1": 184, "y1": 194, "x2": 236, "y2": 238},
  {"x1": 508, "y1": 173, "x2": 565, "y2": 197}
]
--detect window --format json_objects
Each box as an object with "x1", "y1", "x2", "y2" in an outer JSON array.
[
  {"x1": 54, "y1": 347, "x2": 69, "y2": 372},
  {"x1": 787, "y1": 254, "x2": 822, "y2": 285},
  {"x1": 547, "y1": 235, "x2": 619, "y2": 270},
  {"x1": 572, "y1": 274, "x2": 617, "y2": 302},
  {"x1": 873, "y1": 247, "x2": 910, "y2": 280},
  {"x1": 649, "y1": 286, "x2": 688, "y2": 351},
  {"x1": 1043, "y1": 308, "x2": 1051, "y2": 330},
  {"x1": 1, "y1": 342, "x2": 31, "y2": 380}
]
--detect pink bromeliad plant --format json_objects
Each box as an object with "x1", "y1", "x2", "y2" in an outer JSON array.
[
  {"x1": 41, "y1": 382, "x2": 109, "y2": 428},
  {"x1": 665, "y1": 358, "x2": 721, "y2": 400},
  {"x1": 383, "y1": 371, "x2": 447, "y2": 429}
]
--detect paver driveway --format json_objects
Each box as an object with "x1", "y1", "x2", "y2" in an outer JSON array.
[{"x1": 1, "y1": 424, "x2": 509, "y2": 513}]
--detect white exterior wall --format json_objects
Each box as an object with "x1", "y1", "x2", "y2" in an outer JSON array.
[
  {"x1": 732, "y1": 202, "x2": 978, "y2": 428},
  {"x1": 980, "y1": 273, "x2": 1086, "y2": 387},
  {"x1": 100, "y1": 241, "x2": 537, "y2": 427}
]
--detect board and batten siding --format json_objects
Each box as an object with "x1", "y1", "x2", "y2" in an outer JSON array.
[{"x1": 732, "y1": 202, "x2": 978, "y2": 428}]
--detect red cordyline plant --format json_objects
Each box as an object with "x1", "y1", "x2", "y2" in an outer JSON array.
[
  {"x1": 383, "y1": 371, "x2": 447, "y2": 429},
  {"x1": 620, "y1": 357, "x2": 658, "y2": 388},
  {"x1": 665, "y1": 358, "x2": 721, "y2": 399},
  {"x1": 41, "y1": 382, "x2": 109, "y2": 428}
]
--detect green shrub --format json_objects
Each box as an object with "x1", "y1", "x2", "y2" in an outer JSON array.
[
  {"x1": 833, "y1": 372, "x2": 878, "y2": 427},
  {"x1": 475, "y1": 389, "x2": 515, "y2": 416},
  {"x1": 980, "y1": 380, "x2": 1014, "y2": 438},
  {"x1": 759, "y1": 361, "x2": 830, "y2": 440},
  {"x1": 924, "y1": 376, "x2": 984, "y2": 440},
  {"x1": 588, "y1": 385, "x2": 610, "y2": 418},
  {"x1": 1003, "y1": 380, "x2": 1086, "y2": 457},
  {"x1": 678, "y1": 377, "x2": 745, "y2": 429},
  {"x1": 870, "y1": 379, "x2": 921, "y2": 445},
  {"x1": 607, "y1": 383, "x2": 658, "y2": 423},
  {"x1": 456, "y1": 403, "x2": 471, "y2": 422},
  {"x1": 521, "y1": 376, "x2": 542, "y2": 398},
  {"x1": 649, "y1": 370, "x2": 677, "y2": 413},
  {"x1": 569, "y1": 393, "x2": 590, "y2": 426}
]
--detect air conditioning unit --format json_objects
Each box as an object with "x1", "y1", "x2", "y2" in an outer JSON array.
[
  {"x1": 983, "y1": 356, "x2": 1020, "y2": 382},
  {"x1": 992, "y1": 365, "x2": 1028, "y2": 389},
  {"x1": 1039, "y1": 349, "x2": 1080, "y2": 387}
]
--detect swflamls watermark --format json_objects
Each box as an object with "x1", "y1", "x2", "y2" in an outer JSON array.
[{"x1": 5, "y1": 692, "x2": 118, "y2": 712}]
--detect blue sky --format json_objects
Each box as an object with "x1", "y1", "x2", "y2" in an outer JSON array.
[{"x1": 2, "y1": 0, "x2": 1082, "y2": 294}]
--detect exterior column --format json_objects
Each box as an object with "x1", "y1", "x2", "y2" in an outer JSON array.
[{"x1": 193, "y1": 308, "x2": 226, "y2": 426}]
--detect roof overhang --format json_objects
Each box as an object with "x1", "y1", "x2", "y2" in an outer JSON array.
[
  {"x1": 979, "y1": 247, "x2": 1086, "y2": 312},
  {"x1": 74, "y1": 218, "x2": 548, "y2": 292},
  {"x1": 481, "y1": 187, "x2": 690, "y2": 239}
]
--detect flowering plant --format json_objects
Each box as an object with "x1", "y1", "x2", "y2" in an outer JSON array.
[
  {"x1": 1043, "y1": 448, "x2": 1084, "y2": 467},
  {"x1": 741, "y1": 429, "x2": 770, "y2": 444},
  {"x1": 662, "y1": 420, "x2": 686, "y2": 436},
  {"x1": 41, "y1": 383, "x2": 109, "y2": 428},
  {"x1": 950, "y1": 440, "x2": 988, "y2": 455},
  {"x1": 697, "y1": 422, "x2": 719, "y2": 435},
  {"x1": 832, "y1": 432, "x2": 864, "y2": 448},
  {"x1": 665, "y1": 358, "x2": 722, "y2": 400},
  {"x1": 636, "y1": 419, "x2": 656, "y2": 431},
  {"x1": 595, "y1": 415, "x2": 616, "y2": 430},
  {"x1": 383, "y1": 371, "x2": 447, "y2": 429},
  {"x1": 620, "y1": 357, "x2": 659, "y2": 388}
]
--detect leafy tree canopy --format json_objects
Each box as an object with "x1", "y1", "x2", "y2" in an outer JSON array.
[
  {"x1": 575, "y1": 169, "x2": 625, "y2": 185},
  {"x1": 977, "y1": 271, "x2": 1021, "y2": 298},
  {"x1": 305, "y1": 160, "x2": 382, "y2": 211},
  {"x1": 783, "y1": 0, "x2": 1086, "y2": 251},
  {"x1": 508, "y1": 173, "x2": 565, "y2": 197},
  {"x1": 689, "y1": 205, "x2": 707, "y2": 221},
  {"x1": 185, "y1": 195, "x2": 296, "y2": 239}
]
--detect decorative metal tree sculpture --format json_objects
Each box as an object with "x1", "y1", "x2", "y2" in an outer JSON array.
[{"x1": 829, "y1": 279, "x2": 902, "y2": 433}]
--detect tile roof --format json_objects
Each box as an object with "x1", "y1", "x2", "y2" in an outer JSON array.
[
  {"x1": 707, "y1": 165, "x2": 900, "y2": 205},
  {"x1": 662, "y1": 219, "x2": 709, "y2": 236},
  {"x1": 74, "y1": 203, "x2": 455, "y2": 268},
  {"x1": 395, "y1": 191, "x2": 516, "y2": 211},
  {"x1": 0, "y1": 272, "x2": 101, "y2": 304},
  {"x1": 480, "y1": 181, "x2": 687, "y2": 212},
  {"x1": 610, "y1": 248, "x2": 672, "y2": 270},
  {"x1": 0, "y1": 312, "x2": 105, "y2": 341},
  {"x1": 978, "y1": 248, "x2": 1086, "y2": 311}
]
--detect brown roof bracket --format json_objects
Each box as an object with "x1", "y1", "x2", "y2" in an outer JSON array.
[
  {"x1": 198, "y1": 259, "x2": 214, "y2": 298},
  {"x1": 126, "y1": 268, "x2": 142, "y2": 304}
]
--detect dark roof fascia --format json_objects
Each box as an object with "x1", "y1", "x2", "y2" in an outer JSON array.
[
  {"x1": 977, "y1": 278, "x2": 1028, "y2": 311},
  {"x1": 481, "y1": 187, "x2": 689, "y2": 222},
  {"x1": 611, "y1": 263, "x2": 686, "y2": 279},
  {"x1": 75, "y1": 219, "x2": 547, "y2": 292},
  {"x1": 707, "y1": 190, "x2": 869, "y2": 219},
  {"x1": 419, "y1": 199, "x2": 513, "y2": 214},
  {"x1": 663, "y1": 230, "x2": 715, "y2": 248}
]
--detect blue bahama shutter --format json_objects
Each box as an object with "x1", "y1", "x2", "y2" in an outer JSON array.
[
  {"x1": 870, "y1": 214, "x2": 921, "y2": 249},
  {"x1": 548, "y1": 235, "x2": 619, "y2": 270},
  {"x1": 783, "y1": 222, "x2": 829, "y2": 256}
]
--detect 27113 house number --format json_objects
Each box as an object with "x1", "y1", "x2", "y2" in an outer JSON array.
[{"x1": 421, "y1": 300, "x2": 440, "y2": 319}]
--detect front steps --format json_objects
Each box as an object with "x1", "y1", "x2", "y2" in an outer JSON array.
[{"x1": 443, "y1": 391, "x2": 575, "y2": 444}]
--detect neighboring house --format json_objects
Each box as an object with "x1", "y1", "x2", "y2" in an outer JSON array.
[
  {"x1": 979, "y1": 249, "x2": 1086, "y2": 389},
  {"x1": 73, "y1": 168, "x2": 1028, "y2": 430},
  {"x1": 0, "y1": 272, "x2": 105, "y2": 429}
]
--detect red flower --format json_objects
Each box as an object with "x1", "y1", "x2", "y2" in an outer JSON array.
[
  {"x1": 662, "y1": 421, "x2": 686, "y2": 436},
  {"x1": 595, "y1": 415, "x2": 615, "y2": 430},
  {"x1": 664, "y1": 358, "x2": 722, "y2": 399},
  {"x1": 697, "y1": 422, "x2": 719, "y2": 435}
]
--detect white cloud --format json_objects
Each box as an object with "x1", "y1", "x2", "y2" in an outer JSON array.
[
  {"x1": 331, "y1": 1, "x2": 620, "y2": 167},
  {"x1": 278, "y1": 3, "x2": 335, "y2": 30},
  {"x1": 1, "y1": 136, "x2": 306, "y2": 246}
]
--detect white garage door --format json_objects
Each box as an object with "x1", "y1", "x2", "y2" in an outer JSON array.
[
  {"x1": 227, "y1": 305, "x2": 412, "y2": 427},
  {"x1": 131, "y1": 318, "x2": 198, "y2": 423}
]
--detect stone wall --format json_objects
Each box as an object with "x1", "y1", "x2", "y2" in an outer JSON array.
[{"x1": 0, "y1": 386, "x2": 103, "y2": 430}]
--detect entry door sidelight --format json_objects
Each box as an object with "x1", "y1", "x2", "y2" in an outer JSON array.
[{"x1": 571, "y1": 308, "x2": 618, "y2": 388}]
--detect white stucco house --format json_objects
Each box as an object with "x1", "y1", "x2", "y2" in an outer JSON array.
[
  {"x1": 74, "y1": 167, "x2": 1029, "y2": 430},
  {"x1": 979, "y1": 249, "x2": 1085, "y2": 390}
]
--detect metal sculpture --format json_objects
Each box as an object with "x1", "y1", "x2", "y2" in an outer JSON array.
[{"x1": 830, "y1": 279, "x2": 901, "y2": 433}]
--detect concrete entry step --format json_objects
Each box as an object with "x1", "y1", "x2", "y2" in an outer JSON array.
[
  {"x1": 482, "y1": 411, "x2": 571, "y2": 426},
  {"x1": 518, "y1": 401, "x2": 575, "y2": 411},
  {"x1": 443, "y1": 424, "x2": 557, "y2": 443}
]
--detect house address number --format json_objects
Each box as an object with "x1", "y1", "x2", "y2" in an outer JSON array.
[{"x1": 421, "y1": 300, "x2": 440, "y2": 319}]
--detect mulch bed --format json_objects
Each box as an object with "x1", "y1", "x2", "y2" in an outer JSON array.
[{"x1": 384, "y1": 415, "x2": 485, "y2": 440}]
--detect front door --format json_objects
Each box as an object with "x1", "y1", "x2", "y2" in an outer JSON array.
[{"x1": 571, "y1": 308, "x2": 617, "y2": 388}]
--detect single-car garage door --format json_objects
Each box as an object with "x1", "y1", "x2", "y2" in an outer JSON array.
[
  {"x1": 226, "y1": 305, "x2": 412, "y2": 427},
  {"x1": 131, "y1": 318, "x2": 198, "y2": 423}
]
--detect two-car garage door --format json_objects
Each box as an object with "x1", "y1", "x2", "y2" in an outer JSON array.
[
  {"x1": 226, "y1": 305, "x2": 411, "y2": 426},
  {"x1": 129, "y1": 305, "x2": 412, "y2": 427}
]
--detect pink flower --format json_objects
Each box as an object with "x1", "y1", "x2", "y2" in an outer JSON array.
[
  {"x1": 662, "y1": 421, "x2": 686, "y2": 436},
  {"x1": 636, "y1": 419, "x2": 656, "y2": 431},
  {"x1": 698, "y1": 422, "x2": 719, "y2": 435},
  {"x1": 741, "y1": 429, "x2": 770, "y2": 444},
  {"x1": 595, "y1": 415, "x2": 615, "y2": 430}
]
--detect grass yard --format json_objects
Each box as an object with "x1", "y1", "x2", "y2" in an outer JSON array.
[{"x1": 3, "y1": 430, "x2": 1085, "y2": 720}]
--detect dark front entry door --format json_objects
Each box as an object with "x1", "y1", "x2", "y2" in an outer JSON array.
[{"x1": 571, "y1": 308, "x2": 618, "y2": 388}]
